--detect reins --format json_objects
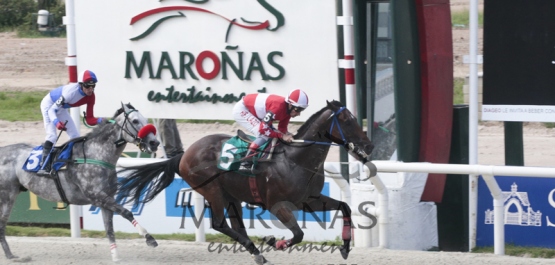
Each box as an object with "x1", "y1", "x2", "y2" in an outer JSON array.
[
  {"x1": 290, "y1": 106, "x2": 349, "y2": 147},
  {"x1": 287, "y1": 105, "x2": 370, "y2": 163}
]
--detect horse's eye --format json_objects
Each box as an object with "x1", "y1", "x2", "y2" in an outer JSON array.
[{"x1": 132, "y1": 119, "x2": 139, "y2": 124}]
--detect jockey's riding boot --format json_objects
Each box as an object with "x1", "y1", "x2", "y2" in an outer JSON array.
[
  {"x1": 37, "y1": 141, "x2": 53, "y2": 176},
  {"x1": 238, "y1": 160, "x2": 253, "y2": 173},
  {"x1": 238, "y1": 143, "x2": 259, "y2": 173}
]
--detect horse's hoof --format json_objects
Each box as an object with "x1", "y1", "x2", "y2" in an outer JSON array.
[
  {"x1": 12, "y1": 256, "x2": 32, "y2": 263},
  {"x1": 262, "y1": 236, "x2": 276, "y2": 247},
  {"x1": 340, "y1": 245, "x2": 350, "y2": 259},
  {"x1": 145, "y1": 233, "x2": 158, "y2": 247},
  {"x1": 252, "y1": 254, "x2": 271, "y2": 265}
]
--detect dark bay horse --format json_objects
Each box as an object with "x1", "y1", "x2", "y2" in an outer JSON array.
[
  {"x1": 0, "y1": 103, "x2": 160, "y2": 262},
  {"x1": 117, "y1": 100, "x2": 374, "y2": 265}
]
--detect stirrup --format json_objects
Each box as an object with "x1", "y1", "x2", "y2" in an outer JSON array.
[
  {"x1": 37, "y1": 169, "x2": 51, "y2": 176},
  {"x1": 238, "y1": 161, "x2": 253, "y2": 173}
]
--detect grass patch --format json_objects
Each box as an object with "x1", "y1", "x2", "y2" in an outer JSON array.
[
  {"x1": 451, "y1": 9, "x2": 484, "y2": 28},
  {"x1": 453, "y1": 77, "x2": 465, "y2": 104},
  {"x1": 0, "y1": 91, "x2": 44, "y2": 121},
  {"x1": 6, "y1": 225, "x2": 342, "y2": 246},
  {"x1": 473, "y1": 244, "x2": 555, "y2": 259}
]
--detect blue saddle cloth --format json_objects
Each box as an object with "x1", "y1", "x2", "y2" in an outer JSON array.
[{"x1": 22, "y1": 142, "x2": 75, "y2": 173}]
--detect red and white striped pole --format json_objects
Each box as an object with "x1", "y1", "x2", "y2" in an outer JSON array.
[
  {"x1": 64, "y1": 0, "x2": 82, "y2": 238},
  {"x1": 339, "y1": 0, "x2": 357, "y2": 118},
  {"x1": 64, "y1": 0, "x2": 78, "y2": 83}
]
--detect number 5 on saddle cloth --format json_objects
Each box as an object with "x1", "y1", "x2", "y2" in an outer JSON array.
[{"x1": 217, "y1": 130, "x2": 278, "y2": 175}]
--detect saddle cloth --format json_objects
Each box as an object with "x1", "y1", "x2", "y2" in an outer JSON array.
[
  {"x1": 217, "y1": 130, "x2": 277, "y2": 172},
  {"x1": 22, "y1": 140, "x2": 80, "y2": 173}
]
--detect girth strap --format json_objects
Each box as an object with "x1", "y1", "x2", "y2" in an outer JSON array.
[
  {"x1": 249, "y1": 177, "x2": 264, "y2": 204},
  {"x1": 74, "y1": 158, "x2": 116, "y2": 170}
]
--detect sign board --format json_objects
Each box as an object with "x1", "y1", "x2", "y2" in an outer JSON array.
[
  {"x1": 482, "y1": 1, "x2": 555, "y2": 122},
  {"x1": 83, "y1": 174, "x2": 346, "y2": 242},
  {"x1": 74, "y1": 0, "x2": 339, "y2": 120},
  {"x1": 8, "y1": 192, "x2": 69, "y2": 224},
  {"x1": 477, "y1": 176, "x2": 555, "y2": 247}
]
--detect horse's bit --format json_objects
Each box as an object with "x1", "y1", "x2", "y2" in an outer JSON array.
[
  {"x1": 113, "y1": 109, "x2": 149, "y2": 152},
  {"x1": 293, "y1": 106, "x2": 371, "y2": 164}
]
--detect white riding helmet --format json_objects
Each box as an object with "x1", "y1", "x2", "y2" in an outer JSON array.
[{"x1": 285, "y1": 89, "x2": 309, "y2": 109}]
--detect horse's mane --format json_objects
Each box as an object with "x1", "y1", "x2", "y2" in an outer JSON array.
[
  {"x1": 84, "y1": 121, "x2": 113, "y2": 140},
  {"x1": 295, "y1": 100, "x2": 344, "y2": 136},
  {"x1": 112, "y1": 103, "x2": 136, "y2": 119},
  {"x1": 83, "y1": 103, "x2": 136, "y2": 140}
]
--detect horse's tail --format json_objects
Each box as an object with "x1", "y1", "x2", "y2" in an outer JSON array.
[{"x1": 117, "y1": 154, "x2": 182, "y2": 204}]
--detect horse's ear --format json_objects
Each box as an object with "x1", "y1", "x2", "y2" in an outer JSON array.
[{"x1": 122, "y1": 102, "x2": 130, "y2": 113}]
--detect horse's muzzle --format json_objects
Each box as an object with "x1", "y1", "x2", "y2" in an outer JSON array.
[{"x1": 139, "y1": 139, "x2": 160, "y2": 153}]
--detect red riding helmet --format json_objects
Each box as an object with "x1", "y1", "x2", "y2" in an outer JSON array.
[
  {"x1": 78, "y1": 70, "x2": 98, "y2": 84},
  {"x1": 285, "y1": 89, "x2": 309, "y2": 109}
]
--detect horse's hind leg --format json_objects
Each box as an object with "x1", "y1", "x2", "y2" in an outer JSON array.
[
  {"x1": 0, "y1": 188, "x2": 21, "y2": 260},
  {"x1": 100, "y1": 208, "x2": 120, "y2": 262}
]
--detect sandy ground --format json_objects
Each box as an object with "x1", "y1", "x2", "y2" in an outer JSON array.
[
  {"x1": 6, "y1": 236, "x2": 555, "y2": 265},
  {"x1": 2, "y1": 1, "x2": 555, "y2": 264}
]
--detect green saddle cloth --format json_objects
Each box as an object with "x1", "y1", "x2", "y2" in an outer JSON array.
[{"x1": 217, "y1": 135, "x2": 269, "y2": 171}]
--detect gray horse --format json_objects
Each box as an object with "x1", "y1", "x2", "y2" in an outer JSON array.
[{"x1": 0, "y1": 103, "x2": 160, "y2": 262}]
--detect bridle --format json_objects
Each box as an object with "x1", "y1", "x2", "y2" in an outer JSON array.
[
  {"x1": 112, "y1": 108, "x2": 150, "y2": 152},
  {"x1": 289, "y1": 106, "x2": 372, "y2": 163}
]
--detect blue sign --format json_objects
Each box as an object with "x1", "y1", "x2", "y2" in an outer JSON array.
[
  {"x1": 89, "y1": 176, "x2": 147, "y2": 215},
  {"x1": 477, "y1": 176, "x2": 555, "y2": 247},
  {"x1": 164, "y1": 179, "x2": 332, "y2": 223}
]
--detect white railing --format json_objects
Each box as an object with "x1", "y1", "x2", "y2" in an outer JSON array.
[{"x1": 369, "y1": 160, "x2": 555, "y2": 255}]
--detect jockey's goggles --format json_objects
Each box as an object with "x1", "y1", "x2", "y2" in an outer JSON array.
[
  {"x1": 82, "y1": 82, "x2": 96, "y2": 89},
  {"x1": 292, "y1": 106, "x2": 305, "y2": 112}
]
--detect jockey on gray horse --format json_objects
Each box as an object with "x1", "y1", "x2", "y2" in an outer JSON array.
[{"x1": 38, "y1": 70, "x2": 103, "y2": 175}]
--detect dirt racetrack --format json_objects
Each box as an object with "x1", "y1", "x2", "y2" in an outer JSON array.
[{"x1": 6, "y1": 236, "x2": 555, "y2": 265}]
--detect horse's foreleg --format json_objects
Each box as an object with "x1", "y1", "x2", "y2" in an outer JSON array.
[
  {"x1": 227, "y1": 199, "x2": 249, "y2": 239},
  {"x1": 268, "y1": 201, "x2": 304, "y2": 250},
  {"x1": 96, "y1": 197, "x2": 158, "y2": 249},
  {"x1": 112, "y1": 204, "x2": 158, "y2": 248},
  {"x1": 100, "y1": 208, "x2": 119, "y2": 262},
  {"x1": 303, "y1": 195, "x2": 352, "y2": 259},
  {"x1": 210, "y1": 202, "x2": 270, "y2": 264}
]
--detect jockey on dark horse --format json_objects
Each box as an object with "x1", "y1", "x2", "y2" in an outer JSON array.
[
  {"x1": 232, "y1": 89, "x2": 309, "y2": 173},
  {"x1": 37, "y1": 70, "x2": 104, "y2": 175}
]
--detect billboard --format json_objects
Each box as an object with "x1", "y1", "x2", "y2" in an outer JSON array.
[
  {"x1": 477, "y1": 176, "x2": 555, "y2": 247},
  {"x1": 8, "y1": 192, "x2": 69, "y2": 224},
  {"x1": 73, "y1": 0, "x2": 339, "y2": 120},
  {"x1": 482, "y1": 1, "x2": 555, "y2": 122}
]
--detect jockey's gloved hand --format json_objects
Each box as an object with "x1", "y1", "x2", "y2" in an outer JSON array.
[
  {"x1": 281, "y1": 134, "x2": 293, "y2": 143},
  {"x1": 53, "y1": 119, "x2": 67, "y2": 131}
]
